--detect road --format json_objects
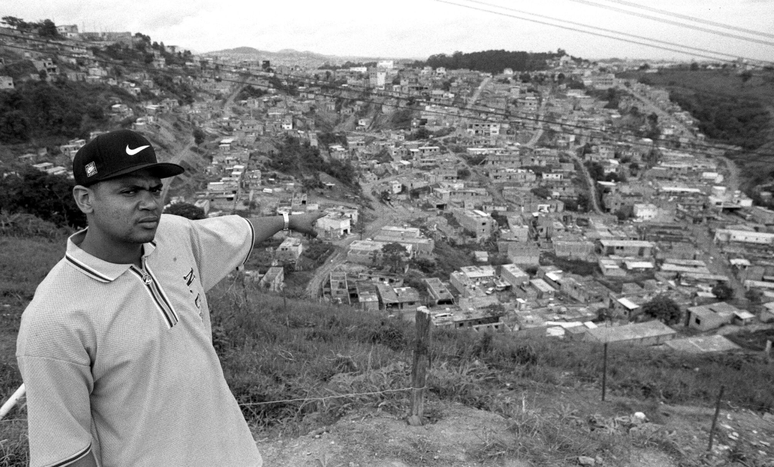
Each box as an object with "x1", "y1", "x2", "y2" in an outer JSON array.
[
  {"x1": 625, "y1": 84, "x2": 694, "y2": 138},
  {"x1": 691, "y1": 225, "x2": 747, "y2": 300},
  {"x1": 466, "y1": 77, "x2": 491, "y2": 110},
  {"x1": 568, "y1": 143, "x2": 604, "y2": 215},
  {"x1": 525, "y1": 93, "x2": 550, "y2": 148},
  {"x1": 303, "y1": 178, "x2": 416, "y2": 299}
]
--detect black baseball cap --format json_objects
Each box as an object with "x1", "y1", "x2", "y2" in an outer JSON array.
[{"x1": 73, "y1": 129, "x2": 184, "y2": 186}]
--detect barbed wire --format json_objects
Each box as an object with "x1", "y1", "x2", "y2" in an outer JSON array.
[{"x1": 236, "y1": 386, "x2": 423, "y2": 407}]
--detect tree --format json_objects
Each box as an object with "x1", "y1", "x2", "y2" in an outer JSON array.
[
  {"x1": 193, "y1": 127, "x2": 206, "y2": 146},
  {"x1": 745, "y1": 289, "x2": 762, "y2": 304},
  {"x1": 711, "y1": 282, "x2": 734, "y2": 301},
  {"x1": 0, "y1": 167, "x2": 86, "y2": 228},
  {"x1": 2, "y1": 16, "x2": 32, "y2": 32},
  {"x1": 382, "y1": 242, "x2": 407, "y2": 273},
  {"x1": 164, "y1": 203, "x2": 205, "y2": 220},
  {"x1": 457, "y1": 168, "x2": 471, "y2": 179},
  {"x1": 37, "y1": 19, "x2": 59, "y2": 38},
  {"x1": 595, "y1": 307, "x2": 613, "y2": 323},
  {"x1": 641, "y1": 295, "x2": 682, "y2": 325}
]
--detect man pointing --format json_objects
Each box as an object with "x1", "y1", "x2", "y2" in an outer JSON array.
[{"x1": 17, "y1": 129, "x2": 321, "y2": 466}]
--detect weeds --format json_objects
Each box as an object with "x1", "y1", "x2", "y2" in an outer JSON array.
[{"x1": 4, "y1": 280, "x2": 774, "y2": 466}]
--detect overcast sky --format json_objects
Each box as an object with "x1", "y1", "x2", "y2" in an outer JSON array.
[{"x1": 3, "y1": 0, "x2": 773, "y2": 63}]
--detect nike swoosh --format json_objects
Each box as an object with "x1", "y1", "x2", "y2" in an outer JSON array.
[{"x1": 126, "y1": 145, "x2": 150, "y2": 156}]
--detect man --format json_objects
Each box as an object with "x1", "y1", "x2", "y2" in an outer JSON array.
[{"x1": 16, "y1": 129, "x2": 322, "y2": 466}]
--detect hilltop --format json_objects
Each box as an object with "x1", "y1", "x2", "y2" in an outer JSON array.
[{"x1": 203, "y1": 46, "x2": 387, "y2": 68}]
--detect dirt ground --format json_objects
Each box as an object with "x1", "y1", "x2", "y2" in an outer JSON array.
[{"x1": 254, "y1": 394, "x2": 774, "y2": 467}]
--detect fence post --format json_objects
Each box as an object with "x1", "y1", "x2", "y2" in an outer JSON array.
[
  {"x1": 708, "y1": 385, "x2": 725, "y2": 452},
  {"x1": 601, "y1": 342, "x2": 608, "y2": 401},
  {"x1": 408, "y1": 308, "x2": 431, "y2": 426}
]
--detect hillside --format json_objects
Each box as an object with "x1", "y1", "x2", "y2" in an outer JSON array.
[
  {"x1": 619, "y1": 68, "x2": 774, "y2": 195},
  {"x1": 2, "y1": 229, "x2": 774, "y2": 466}
]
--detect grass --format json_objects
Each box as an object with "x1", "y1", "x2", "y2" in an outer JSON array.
[{"x1": 3, "y1": 234, "x2": 774, "y2": 465}]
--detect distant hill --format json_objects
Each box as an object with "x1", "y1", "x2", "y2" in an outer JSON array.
[{"x1": 203, "y1": 47, "x2": 390, "y2": 68}]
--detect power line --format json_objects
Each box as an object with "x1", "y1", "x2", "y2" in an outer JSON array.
[
  {"x1": 459, "y1": 0, "x2": 764, "y2": 64},
  {"x1": 564, "y1": 0, "x2": 774, "y2": 48},
  {"x1": 603, "y1": 0, "x2": 774, "y2": 39},
  {"x1": 435, "y1": 0, "x2": 772, "y2": 65}
]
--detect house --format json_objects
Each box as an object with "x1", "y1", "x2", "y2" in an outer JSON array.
[
  {"x1": 259, "y1": 266, "x2": 284, "y2": 292},
  {"x1": 373, "y1": 226, "x2": 434, "y2": 257},
  {"x1": 347, "y1": 240, "x2": 384, "y2": 265},
  {"x1": 0, "y1": 76, "x2": 14, "y2": 90},
  {"x1": 423, "y1": 277, "x2": 455, "y2": 305},
  {"x1": 449, "y1": 266, "x2": 498, "y2": 295},
  {"x1": 506, "y1": 242, "x2": 540, "y2": 266},
  {"x1": 597, "y1": 239, "x2": 654, "y2": 257},
  {"x1": 609, "y1": 296, "x2": 642, "y2": 321},
  {"x1": 276, "y1": 237, "x2": 303, "y2": 263},
  {"x1": 714, "y1": 229, "x2": 774, "y2": 245},
  {"x1": 685, "y1": 302, "x2": 739, "y2": 331},
  {"x1": 328, "y1": 271, "x2": 349, "y2": 305},
  {"x1": 599, "y1": 258, "x2": 626, "y2": 277},
  {"x1": 585, "y1": 321, "x2": 677, "y2": 346},
  {"x1": 664, "y1": 335, "x2": 740, "y2": 353},
  {"x1": 529, "y1": 278, "x2": 556, "y2": 299},
  {"x1": 632, "y1": 204, "x2": 658, "y2": 221},
  {"x1": 375, "y1": 283, "x2": 421, "y2": 312},
  {"x1": 355, "y1": 281, "x2": 380, "y2": 311},
  {"x1": 500, "y1": 264, "x2": 530, "y2": 287},
  {"x1": 560, "y1": 276, "x2": 609, "y2": 304},
  {"x1": 317, "y1": 213, "x2": 351, "y2": 239},
  {"x1": 454, "y1": 209, "x2": 495, "y2": 241}
]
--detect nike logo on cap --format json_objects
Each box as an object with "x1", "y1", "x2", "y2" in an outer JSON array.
[{"x1": 126, "y1": 145, "x2": 150, "y2": 156}]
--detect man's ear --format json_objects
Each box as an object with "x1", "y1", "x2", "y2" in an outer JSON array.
[{"x1": 73, "y1": 185, "x2": 95, "y2": 214}]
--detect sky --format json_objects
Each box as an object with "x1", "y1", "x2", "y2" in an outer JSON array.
[{"x1": 3, "y1": 0, "x2": 773, "y2": 63}]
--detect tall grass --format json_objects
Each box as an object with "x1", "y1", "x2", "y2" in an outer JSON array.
[
  {"x1": 210, "y1": 280, "x2": 774, "y2": 425},
  {"x1": 2, "y1": 277, "x2": 773, "y2": 466}
]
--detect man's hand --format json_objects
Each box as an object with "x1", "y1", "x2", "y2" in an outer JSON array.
[{"x1": 289, "y1": 212, "x2": 325, "y2": 237}]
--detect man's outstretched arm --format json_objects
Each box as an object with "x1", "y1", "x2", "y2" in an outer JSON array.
[{"x1": 247, "y1": 212, "x2": 324, "y2": 246}]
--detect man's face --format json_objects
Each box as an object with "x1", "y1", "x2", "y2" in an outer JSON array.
[{"x1": 87, "y1": 170, "x2": 164, "y2": 248}]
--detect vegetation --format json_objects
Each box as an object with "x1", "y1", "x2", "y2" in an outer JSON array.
[
  {"x1": 1, "y1": 16, "x2": 59, "y2": 38},
  {"x1": 235, "y1": 85, "x2": 269, "y2": 101},
  {"x1": 416, "y1": 50, "x2": 564, "y2": 74},
  {"x1": 671, "y1": 91, "x2": 769, "y2": 150},
  {"x1": 164, "y1": 203, "x2": 205, "y2": 220},
  {"x1": 0, "y1": 167, "x2": 85, "y2": 229},
  {"x1": 2, "y1": 231, "x2": 774, "y2": 465},
  {"x1": 618, "y1": 68, "x2": 774, "y2": 192},
  {"x1": 711, "y1": 282, "x2": 734, "y2": 301},
  {"x1": 267, "y1": 135, "x2": 358, "y2": 189},
  {"x1": 641, "y1": 295, "x2": 682, "y2": 325},
  {"x1": 0, "y1": 79, "x2": 119, "y2": 143}
]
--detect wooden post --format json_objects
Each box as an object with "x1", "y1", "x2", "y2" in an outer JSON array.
[
  {"x1": 408, "y1": 309, "x2": 431, "y2": 426},
  {"x1": 601, "y1": 342, "x2": 608, "y2": 402},
  {"x1": 708, "y1": 385, "x2": 725, "y2": 452},
  {"x1": 765, "y1": 340, "x2": 772, "y2": 362}
]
